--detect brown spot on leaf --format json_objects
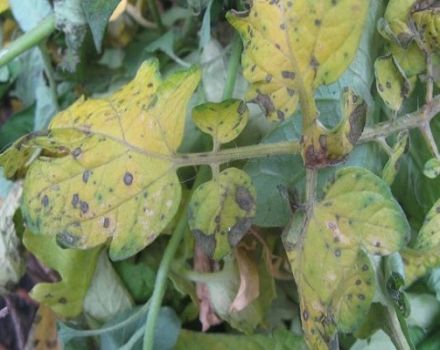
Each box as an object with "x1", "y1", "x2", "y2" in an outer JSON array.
[
  {"x1": 124, "y1": 172, "x2": 134, "y2": 185},
  {"x1": 310, "y1": 56, "x2": 319, "y2": 70},
  {"x1": 71, "y1": 194, "x2": 79, "y2": 208},
  {"x1": 235, "y1": 186, "x2": 254, "y2": 212},
  {"x1": 72, "y1": 147, "x2": 82, "y2": 158},
  {"x1": 281, "y1": 70, "x2": 295, "y2": 79},
  {"x1": 58, "y1": 297, "x2": 67, "y2": 304},
  {"x1": 253, "y1": 93, "x2": 275, "y2": 116},
  {"x1": 303, "y1": 310, "x2": 310, "y2": 320},
  {"x1": 314, "y1": 19, "x2": 322, "y2": 26},
  {"x1": 80, "y1": 201, "x2": 89, "y2": 214},
  {"x1": 82, "y1": 170, "x2": 91, "y2": 183},
  {"x1": 41, "y1": 195, "x2": 49, "y2": 207},
  {"x1": 103, "y1": 217, "x2": 110, "y2": 228}
]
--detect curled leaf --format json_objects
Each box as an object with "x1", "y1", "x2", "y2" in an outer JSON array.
[
  {"x1": 227, "y1": 0, "x2": 369, "y2": 121},
  {"x1": 188, "y1": 168, "x2": 256, "y2": 259},
  {"x1": 192, "y1": 99, "x2": 249, "y2": 144},
  {"x1": 1, "y1": 60, "x2": 200, "y2": 260}
]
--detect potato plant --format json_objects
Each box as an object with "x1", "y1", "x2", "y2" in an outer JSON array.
[{"x1": 0, "y1": 0, "x2": 439, "y2": 349}]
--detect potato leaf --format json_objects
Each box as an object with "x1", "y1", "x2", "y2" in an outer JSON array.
[
  {"x1": 0, "y1": 60, "x2": 200, "y2": 260},
  {"x1": 25, "y1": 305, "x2": 62, "y2": 350},
  {"x1": 285, "y1": 167, "x2": 410, "y2": 349},
  {"x1": 411, "y1": 6, "x2": 440, "y2": 55},
  {"x1": 227, "y1": 0, "x2": 369, "y2": 121},
  {"x1": 383, "y1": 0, "x2": 417, "y2": 47},
  {"x1": 403, "y1": 198, "x2": 440, "y2": 285},
  {"x1": 188, "y1": 168, "x2": 256, "y2": 259},
  {"x1": 192, "y1": 99, "x2": 249, "y2": 144},
  {"x1": 23, "y1": 230, "x2": 101, "y2": 318}
]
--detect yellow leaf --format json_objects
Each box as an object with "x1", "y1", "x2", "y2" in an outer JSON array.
[
  {"x1": 25, "y1": 305, "x2": 61, "y2": 350},
  {"x1": 227, "y1": 0, "x2": 369, "y2": 121},
  {"x1": 0, "y1": 60, "x2": 200, "y2": 260},
  {"x1": 0, "y1": 0, "x2": 8, "y2": 14}
]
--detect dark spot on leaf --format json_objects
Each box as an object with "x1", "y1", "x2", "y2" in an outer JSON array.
[
  {"x1": 334, "y1": 248, "x2": 341, "y2": 257},
  {"x1": 357, "y1": 294, "x2": 366, "y2": 300},
  {"x1": 281, "y1": 70, "x2": 295, "y2": 79},
  {"x1": 72, "y1": 147, "x2": 81, "y2": 158},
  {"x1": 103, "y1": 217, "x2": 110, "y2": 228},
  {"x1": 147, "y1": 83, "x2": 153, "y2": 88},
  {"x1": 80, "y1": 201, "x2": 89, "y2": 214},
  {"x1": 375, "y1": 241, "x2": 381, "y2": 248},
  {"x1": 192, "y1": 229, "x2": 216, "y2": 257},
  {"x1": 385, "y1": 81, "x2": 392, "y2": 89},
  {"x1": 41, "y1": 195, "x2": 49, "y2": 207},
  {"x1": 237, "y1": 101, "x2": 247, "y2": 114},
  {"x1": 265, "y1": 74, "x2": 273, "y2": 82},
  {"x1": 310, "y1": 56, "x2": 319, "y2": 70},
  {"x1": 253, "y1": 93, "x2": 275, "y2": 117},
  {"x1": 280, "y1": 23, "x2": 286, "y2": 30},
  {"x1": 378, "y1": 83, "x2": 384, "y2": 92},
  {"x1": 71, "y1": 194, "x2": 79, "y2": 208},
  {"x1": 57, "y1": 231, "x2": 79, "y2": 247},
  {"x1": 332, "y1": 0, "x2": 337, "y2": 5},
  {"x1": 235, "y1": 186, "x2": 254, "y2": 211},
  {"x1": 277, "y1": 110, "x2": 285, "y2": 120},
  {"x1": 124, "y1": 172, "x2": 134, "y2": 185},
  {"x1": 287, "y1": 88, "x2": 295, "y2": 96},
  {"x1": 355, "y1": 279, "x2": 362, "y2": 286},
  {"x1": 228, "y1": 217, "x2": 252, "y2": 246},
  {"x1": 303, "y1": 310, "x2": 309, "y2": 320},
  {"x1": 58, "y1": 297, "x2": 67, "y2": 304},
  {"x1": 314, "y1": 19, "x2": 321, "y2": 26},
  {"x1": 83, "y1": 170, "x2": 91, "y2": 183}
]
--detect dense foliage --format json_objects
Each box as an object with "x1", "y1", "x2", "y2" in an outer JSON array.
[{"x1": 0, "y1": 0, "x2": 439, "y2": 349}]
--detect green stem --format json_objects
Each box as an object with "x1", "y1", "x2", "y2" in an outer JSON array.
[
  {"x1": 142, "y1": 167, "x2": 209, "y2": 350},
  {"x1": 38, "y1": 42, "x2": 60, "y2": 114},
  {"x1": 0, "y1": 16, "x2": 55, "y2": 67},
  {"x1": 147, "y1": 0, "x2": 165, "y2": 33},
  {"x1": 174, "y1": 141, "x2": 300, "y2": 167},
  {"x1": 222, "y1": 34, "x2": 242, "y2": 100}
]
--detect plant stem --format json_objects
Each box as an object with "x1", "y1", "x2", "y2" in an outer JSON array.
[
  {"x1": 222, "y1": 33, "x2": 242, "y2": 100},
  {"x1": 358, "y1": 95, "x2": 440, "y2": 143},
  {"x1": 0, "y1": 16, "x2": 55, "y2": 67},
  {"x1": 147, "y1": 0, "x2": 165, "y2": 33},
  {"x1": 174, "y1": 141, "x2": 300, "y2": 167},
  {"x1": 38, "y1": 42, "x2": 60, "y2": 114},
  {"x1": 142, "y1": 167, "x2": 209, "y2": 350}
]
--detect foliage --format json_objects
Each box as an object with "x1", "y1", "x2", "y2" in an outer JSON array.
[{"x1": 0, "y1": 0, "x2": 439, "y2": 350}]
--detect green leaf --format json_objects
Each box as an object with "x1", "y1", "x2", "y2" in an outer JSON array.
[
  {"x1": 188, "y1": 168, "x2": 256, "y2": 259},
  {"x1": 175, "y1": 328, "x2": 307, "y2": 350},
  {"x1": 402, "y1": 198, "x2": 440, "y2": 285},
  {"x1": 83, "y1": 252, "x2": 133, "y2": 323},
  {"x1": 423, "y1": 158, "x2": 440, "y2": 179},
  {"x1": 81, "y1": 0, "x2": 120, "y2": 52},
  {"x1": 23, "y1": 230, "x2": 101, "y2": 318},
  {"x1": 285, "y1": 167, "x2": 409, "y2": 349},
  {"x1": 227, "y1": 0, "x2": 369, "y2": 121},
  {"x1": 382, "y1": 132, "x2": 409, "y2": 185},
  {"x1": 192, "y1": 99, "x2": 249, "y2": 144},
  {"x1": 0, "y1": 60, "x2": 200, "y2": 260}
]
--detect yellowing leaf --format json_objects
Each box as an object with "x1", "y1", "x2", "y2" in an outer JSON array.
[
  {"x1": 227, "y1": 0, "x2": 369, "y2": 121},
  {"x1": 0, "y1": 60, "x2": 201, "y2": 260},
  {"x1": 403, "y1": 198, "x2": 440, "y2": 285},
  {"x1": 188, "y1": 168, "x2": 256, "y2": 259},
  {"x1": 23, "y1": 230, "x2": 101, "y2": 318},
  {"x1": 285, "y1": 167, "x2": 410, "y2": 349},
  {"x1": 25, "y1": 305, "x2": 61, "y2": 350},
  {"x1": 192, "y1": 99, "x2": 249, "y2": 144},
  {"x1": 384, "y1": 0, "x2": 417, "y2": 47},
  {"x1": 412, "y1": 7, "x2": 440, "y2": 54},
  {"x1": 374, "y1": 55, "x2": 412, "y2": 111}
]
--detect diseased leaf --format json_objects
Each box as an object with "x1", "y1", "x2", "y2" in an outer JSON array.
[
  {"x1": 375, "y1": 55, "x2": 412, "y2": 111},
  {"x1": 25, "y1": 305, "x2": 62, "y2": 350},
  {"x1": 192, "y1": 99, "x2": 249, "y2": 144},
  {"x1": 81, "y1": 0, "x2": 120, "y2": 52},
  {"x1": 424, "y1": 158, "x2": 440, "y2": 179},
  {"x1": 411, "y1": 6, "x2": 440, "y2": 54},
  {"x1": 383, "y1": 0, "x2": 416, "y2": 47},
  {"x1": 23, "y1": 230, "x2": 101, "y2": 318},
  {"x1": 175, "y1": 328, "x2": 307, "y2": 350},
  {"x1": 227, "y1": 0, "x2": 369, "y2": 121},
  {"x1": 403, "y1": 198, "x2": 440, "y2": 285},
  {"x1": 0, "y1": 60, "x2": 200, "y2": 260},
  {"x1": 285, "y1": 167, "x2": 410, "y2": 349},
  {"x1": 383, "y1": 132, "x2": 409, "y2": 185},
  {"x1": 188, "y1": 168, "x2": 256, "y2": 259}
]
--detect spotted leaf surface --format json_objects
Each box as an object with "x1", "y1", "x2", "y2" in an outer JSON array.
[
  {"x1": 285, "y1": 167, "x2": 409, "y2": 349},
  {"x1": 227, "y1": 0, "x2": 369, "y2": 121},
  {"x1": 23, "y1": 230, "x2": 101, "y2": 318},
  {"x1": 403, "y1": 198, "x2": 440, "y2": 285},
  {"x1": 188, "y1": 168, "x2": 256, "y2": 260},
  {"x1": 374, "y1": 55, "x2": 412, "y2": 111},
  {"x1": 412, "y1": 7, "x2": 440, "y2": 54},
  {"x1": 383, "y1": 0, "x2": 416, "y2": 46},
  {"x1": 0, "y1": 60, "x2": 201, "y2": 260},
  {"x1": 192, "y1": 99, "x2": 249, "y2": 144}
]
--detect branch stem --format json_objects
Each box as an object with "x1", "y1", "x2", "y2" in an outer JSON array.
[{"x1": 0, "y1": 16, "x2": 55, "y2": 67}]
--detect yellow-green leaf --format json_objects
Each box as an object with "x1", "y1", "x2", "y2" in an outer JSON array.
[
  {"x1": 384, "y1": 0, "x2": 417, "y2": 47},
  {"x1": 423, "y1": 158, "x2": 440, "y2": 179},
  {"x1": 403, "y1": 198, "x2": 440, "y2": 285},
  {"x1": 374, "y1": 55, "x2": 412, "y2": 111},
  {"x1": 0, "y1": 0, "x2": 8, "y2": 14},
  {"x1": 412, "y1": 7, "x2": 440, "y2": 54},
  {"x1": 285, "y1": 167, "x2": 410, "y2": 349},
  {"x1": 227, "y1": 0, "x2": 369, "y2": 121},
  {"x1": 382, "y1": 132, "x2": 409, "y2": 185},
  {"x1": 188, "y1": 168, "x2": 256, "y2": 260},
  {"x1": 0, "y1": 60, "x2": 201, "y2": 260},
  {"x1": 192, "y1": 99, "x2": 249, "y2": 144},
  {"x1": 23, "y1": 230, "x2": 101, "y2": 318},
  {"x1": 390, "y1": 42, "x2": 426, "y2": 78}
]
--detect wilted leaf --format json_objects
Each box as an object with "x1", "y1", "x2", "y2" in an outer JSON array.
[
  {"x1": 23, "y1": 229, "x2": 101, "y2": 317},
  {"x1": 175, "y1": 328, "x2": 306, "y2": 350},
  {"x1": 25, "y1": 304, "x2": 61, "y2": 350},
  {"x1": 227, "y1": 0, "x2": 369, "y2": 121},
  {"x1": 188, "y1": 167, "x2": 256, "y2": 259},
  {"x1": 0, "y1": 60, "x2": 200, "y2": 260},
  {"x1": 383, "y1": 132, "x2": 409, "y2": 184},
  {"x1": 81, "y1": 0, "x2": 120, "y2": 52},
  {"x1": 374, "y1": 55, "x2": 413, "y2": 111},
  {"x1": 0, "y1": 183, "x2": 24, "y2": 295},
  {"x1": 403, "y1": 198, "x2": 440, "y2": 285},
  {"x1": 192, "y1": 99, "x2": 249, "y2": 144},
  {"x1": 423, "y1": 158, "x2": 440, "y2": 179},
  {"x1": 285, "y1": 167, "x2": 409, "y2": 349}
]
